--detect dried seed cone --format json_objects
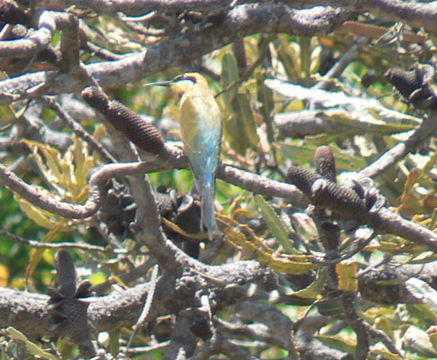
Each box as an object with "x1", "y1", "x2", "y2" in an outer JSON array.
[
  {"x1": 384, "y1": 67, "x2": 420, "y2": 100},
  {"x1": 314, "y1": 145, "x2": 336, "y2": 182},
  {"x1": 286, "y1": 165, "x2": 319, "y2": 197},
  {"x1": 82, "y1": 87, "x2": 165, "y2": 154},
  {"x1": 105, "y1": 102, "x2": 165, "y2": 154},
  {"x1": 287, "y1": 166, "x2": 368, "y2": 221},
  {"x1": 82, "y1": 86, "x2": 109, "y2": 112}
]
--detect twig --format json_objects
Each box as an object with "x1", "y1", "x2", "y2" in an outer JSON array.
[
  {"x1": 314, "y1": 37, "x2": 368, "y2": 90},
  {"x1": 319, "y1": 231, "x2": 377, "y2": 265},
  {"x1": 232, "y1": 301, "x2": 294, "y2": 350},
  {"x1": 216, "y1": 333, "x2": 259, "y2": 360},
  {"x1": 58, "y1": 13, "x2": 81, "y2": 74},
  {"x1": 367, "y1": 207, "x2": 437, "y2": 251},
  {"x1": 126, "y1": 264, "x2": 160, "y2": 350},
  {"x1": 287, "y1": 165, "x2": 437, "y2": 251},
  {"x1": 358, "y1": 111, "x2": 437, "y2": 179},
  {"x1": 216, "y1": 35, "x2": 274, "y2": 98},
  {"x1": 218, "y1": 164, "x2": 303, "y2": 202},
  {"x1": 0, "y1": 161, "x2": 101, "y2": 219},
  {"x1": 364, "y1": 322, "x2": 403, "y2": 356},
  {"x1": 367, "y1": 0, "x2": 437, "y2": 34},
  {"x1": 122, "y1": 340, "x2": 170, "y2": 355},
  {"x1": 0, "y1": 4, "x2": 351, "y2": 105},
  {"x1": 0, "y1": 259, "x2": 275, "y2": 340},
  {"x1": 1, "y1": 148, "x2": 435, "y2": 249},
  {"x1": 341, "y1": 293, "x2": 369, "y2": 360},
  {"x1": 0, "y1": 10, "x2": 57, "y2": 59},
  {"x1": 92, "y1": 258, "x2": 155, "y2": 295},
  {"x1": 0, "y1": 229, "x2": 106, "y2": 252},
  {"x1": 42, "y1": 96, "x2": 117, "y2": 163}
]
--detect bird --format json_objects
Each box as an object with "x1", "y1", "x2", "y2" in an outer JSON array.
[{"x1": 150, "y1": 73, "x2": 223, "y2": 239}]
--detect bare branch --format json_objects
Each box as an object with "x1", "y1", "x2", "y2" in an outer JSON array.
[
  {"x1": 0, "y1": 258, "x2": 276, "y2": 340},
  {"x1": 0, "y1": 229, "x2": 107, "y2": 252},
  {"x1": 0, "y1": 4, "x2": 351, "y2": 104},
  {"x1": 367, "y1": 207, "x2": 437, "y2": 251},
  {"x1": 0, "y1": 10, "x2": 57, "y2": 58},
  {"x1": 35, "y1": 0, "x2": 235, "y2": 13},
  {"x1": 42, "y1": 96, "x2": 117, "y2": 163},
  {"x1": 341, "y1": 293, "x2": 369, "y2": 360},
  {"x1": 0, "y1": 162, "x2": 101, "y2": 219},
  {"x1": 359, "y1": 111, "x2": 437, "y2": 179}
]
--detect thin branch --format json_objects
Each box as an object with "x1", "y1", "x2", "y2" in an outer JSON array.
[
  {"x1": 364, "y1": 322, "x2": 403, "y2": 357},
  {"x1": 0, "y1": 10, "x2": 57, "y2": 58},
  {"x1": 126, "y1": 264, "x2": 160, "y2": 350},
  {"x1": 319, "y1": 231, "x2": 377, "y2": 265},
  {"x1": 122, "y1": 340, "x2": 170, "y2": 355},
  {"x1": 367, "y1": 207, "x2": 437, "y2": 251},
  {"x1": 1, "y1": 2, "x2": 435, "y2": 104},
  {"x1": 0, "y1": 229, "x2": 107, "y2": 252},
  {"x1": 314, "y1": 37, "x2": 368, "y2": 90},
  {"x1": 0, "y1": 4, "x2": 351, "y2": 105},
  {"x1": 218, "y1": 163, "x2": 304, "y2": 202},
  {"x1": 36, "y1": 0, "x2": 235, "y2": 13},
  {"x1": 231, "y1": 301, "x2": 295, "y2": 350},
  {"x1": 341, "y1": 293, "x2": 369, "y2": 360},
  {"x1": 0, "y1": 162, "x2": 101, "y2": 219},
  {"x1": 42, "y1": 96, "x2": 117, "y2": 163},
  {"x1": 58, "y1": 13, "x2": 81, "y2": 74},
  {"x1": 367, "y1": 0, "x2": 437, "y2": 34},
  {"x1": 358, "y1": 111, "x2": 437, "y2": 179},
  {"x1": 274, "y1": 110, "x2": 341, "y2": 138},
  {"x1": 215, "y1": 333, "x2": 260, "y2": 360},
  {"x1": 1, "y1": 149, "x2": 435, "y2": 249}
]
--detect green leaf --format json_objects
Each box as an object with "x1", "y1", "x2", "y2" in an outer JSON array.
[
  {"x1": 299, "y1": 36, "x2": 312, "y2": 78},
  {"x1": 0, "y1": 72, "x2": 21, "y2": 132},
  {"x1": 315, "y1": 334, "x2": 355, "y2": 354},
  {"x1": 316, "y1": 298, "x2": 344, "y2": 317},
  {"x1": 369, "y1": 349, "x2": 403, "y2": 360},
  {"x1": 108, "y1": 329, "x2": 120, "y2": 356},
  {"x1": 16, "y1": 196, "x2": 59, "y2": 229},
  {"x1": 234, "y1": 92, "x2": 260, "y2": 149},
  {"x1": 6, "y1": 327, "x2": 58, "y2": 360},
  {"x1": 279, "y1": 143, "x2": 316, "y2": 166},
  {"x1": 221, "y1": 53, "x2": 254, "y2": 155},
  {"x1": 277, "y1": 35, "x2": 300, "y2": 81},
  {"x1": 280, "y1": 142, "x2": 367, "y2": 171},
  {"x1": 403, "y1": 325, "x2": 437, "y2": 358},
  {"x1": 256, "y1": 73, "x2": 277, "y2": 160},
  {"x1": 285, "y1": 268, "x2": 327, "y2": 299},
  {"x1": 219, "y1": 213, "x2": 316, "y2": 274},
  {"x1": 406, "y1": 278, "x2": 437, "y2": 316},
  {"x1": 324, "y1": 110, "x2": 416, "y2": 135},
  {"x1": 254, "y1": 194, "x2": 296, "y2": 254},
  {"x1": 26, "y1": 220, "x2": 67, "y2": 282},
  {"x1": 221, "y1": 52, "x2": 239, "y2": 106},
  {"x1": 336, "y1": 261, "x2": 359, "y2": 292}
]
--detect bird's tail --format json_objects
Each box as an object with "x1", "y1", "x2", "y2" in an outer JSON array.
[{"x1": 199, "y1": 173, "x2": 219, "y2": 240}]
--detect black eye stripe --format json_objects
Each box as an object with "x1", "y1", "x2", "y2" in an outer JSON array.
[{"x1": 174, "y1": 75, "x2": 197, "y2": 84}]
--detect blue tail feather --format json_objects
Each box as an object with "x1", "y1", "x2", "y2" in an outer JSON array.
[{"x1": 198, "y1": 173, "x2": 218, "y2": 239}]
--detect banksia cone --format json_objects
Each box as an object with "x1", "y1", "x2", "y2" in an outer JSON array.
[
  {"x1": 385, "y1": 67, "x2": 421, "y2": 100},
  {"x1": 314, "y1": 145, "x2": 336, "y2": 182},
  {"x1": 384, "y1": 65, "x2": 437, "y2": 109},
  {"x1": 82, "y1": 87, "x2": 165, "y2": 154},
  {"x1": 286, "y1": 166, "x2": 368, "y2": 221}
]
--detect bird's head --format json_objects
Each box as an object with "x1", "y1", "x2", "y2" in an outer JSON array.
[
  {"x1": 144, "y1": 73, "x2": 208, "y2": 94},
  {"x1": 170, "y1": 73, "x2": 208, "y2": 96}
]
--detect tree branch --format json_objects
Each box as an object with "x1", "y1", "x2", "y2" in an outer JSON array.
[{"x1": 0, "y1": 4, "x2": 351, "y2": 104}]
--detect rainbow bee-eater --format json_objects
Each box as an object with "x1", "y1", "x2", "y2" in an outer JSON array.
[{"x1": 150, "y1": 73, "x2": 222, "y2": 239}]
